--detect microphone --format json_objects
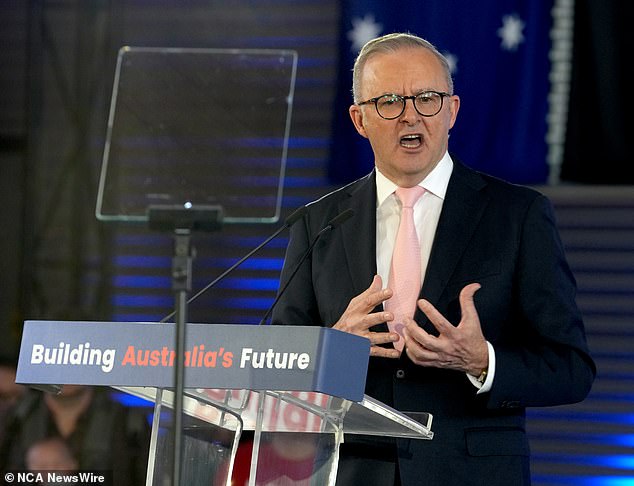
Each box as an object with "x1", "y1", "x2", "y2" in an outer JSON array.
[
  {"x1": 258, "y1": 208, "x2": 354, "y2": 326},
  {"x1": 159, "y1": 205, "x2": 308, "y2": 323}
]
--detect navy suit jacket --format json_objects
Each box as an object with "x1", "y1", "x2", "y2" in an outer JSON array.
[{"x1": 271, "y1": 160, "x2": 595, "y2": 485}]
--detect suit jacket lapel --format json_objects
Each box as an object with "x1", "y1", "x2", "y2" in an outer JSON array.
[
  {"x1": 339, "y1": 171, "x2": 378, "y2": 296},
  {"x1": 417, "y1": 162, "x2": 489, "y2": 323},
  {"x1": 332, "y1": 165, "x2": 490, "y2": 333}
]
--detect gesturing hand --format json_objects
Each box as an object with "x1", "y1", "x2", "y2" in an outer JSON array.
[
  {"x1": 333, "y1": 275, "x2": 400, "y2": 359},
  {"x1": 404, "y1": 283, "x2": 488, "y2": 375}
]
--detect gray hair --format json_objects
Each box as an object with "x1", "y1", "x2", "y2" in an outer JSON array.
[{"x1": 351, "y1": 32, "x2": 454, "y2": 102}]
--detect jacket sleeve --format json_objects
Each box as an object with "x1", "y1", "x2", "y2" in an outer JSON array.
[
  {"x1": 487, "y1": 194, "x2": 596, "y2": 409},
  {"x1": 270, "y1": 214, "x2": 322, "y2": 327}
]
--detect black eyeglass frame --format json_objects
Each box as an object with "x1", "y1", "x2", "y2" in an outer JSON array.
[{"x1": 356, "y1": 90, "x2": 452, "y2": 119}]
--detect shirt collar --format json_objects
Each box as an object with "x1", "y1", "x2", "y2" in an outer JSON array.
[{"x1": 376, "y1": 151, "x2": 454, "y2": 207}]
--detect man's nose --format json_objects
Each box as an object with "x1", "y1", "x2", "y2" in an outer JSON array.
[{"x1": 400, "y1": 97, "x2": 421, "y2": 123}]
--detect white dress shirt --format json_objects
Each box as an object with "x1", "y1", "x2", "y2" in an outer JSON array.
[{"x1": 375, "y1": 152, "x2": 495, "y2": 393}]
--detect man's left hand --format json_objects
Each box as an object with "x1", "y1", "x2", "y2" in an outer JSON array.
[{"x1": 403, "y1": 283, "x2": 488, "y2": 376}]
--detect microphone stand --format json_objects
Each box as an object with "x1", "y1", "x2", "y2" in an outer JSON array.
[
  {"x1": 159, "y1": 205, "x2": 307, "y2": 324},
  {"x1": 259, "y1": 208, "x2": 354, "y2": 326}
]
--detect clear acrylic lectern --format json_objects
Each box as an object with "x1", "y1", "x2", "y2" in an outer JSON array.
[
  {"x1": 117, "y1": 386, "x2": 433, "y2": 486},
  {"x1": 17, "y1": 321, "x2": 434, "y2": 486}
]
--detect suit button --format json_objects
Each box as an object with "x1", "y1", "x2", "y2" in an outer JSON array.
[
  {"x1": 501, "y1": 400, "x2": 521, "y2": 408},
  {"x1": 396, "y1": 369, "x2": 405, "y2": 379}
]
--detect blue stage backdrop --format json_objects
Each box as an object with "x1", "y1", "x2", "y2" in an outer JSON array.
[{"x1": 329, "y1": 0, "x2": 552, "y2": 185}]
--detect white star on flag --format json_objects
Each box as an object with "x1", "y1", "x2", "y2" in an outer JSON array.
[
  {"x1": 348, "y1": 13, "x2": 383, "y2": 52},
  {"x1": 497, "y1": 13, "x2": 525, "y2": 51}
]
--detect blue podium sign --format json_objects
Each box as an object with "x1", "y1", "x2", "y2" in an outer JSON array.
[{"x1": 16, "y1": 321, "x2": 370, "y2": 402}]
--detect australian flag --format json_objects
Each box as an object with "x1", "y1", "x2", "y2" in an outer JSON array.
[{"x1": 329, "y1": 0, "x2": 552, "y2": 185}]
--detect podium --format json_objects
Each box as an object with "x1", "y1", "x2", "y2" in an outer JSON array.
[
  {"x1": 122, "y1": 387, "x2": 432, "y2": 485},
  {"x1": 16, "y1": 320, "x2": 433, "y2": 485}
]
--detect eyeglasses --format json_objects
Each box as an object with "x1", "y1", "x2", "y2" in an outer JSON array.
[{"x1": 357, "y1": 90, "x2": 451, "y2": 120}]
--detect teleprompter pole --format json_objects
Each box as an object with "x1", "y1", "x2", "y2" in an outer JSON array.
[
  {"x1": 170, "y1": 229, "x2": 193, "y2": 486},
  {"x1": 146, "y1": 204, "x2": 223, "y2": 485}
]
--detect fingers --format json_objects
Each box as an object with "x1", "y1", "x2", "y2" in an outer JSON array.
[
  {"x1": 403, "y1": 318, "x2": 440, "y2": 351},
  {"x1": 347, "y1": 276, "x2": 392, "y2": 323},
  {"x1": 403, "y1": 322, "x2": 443, "y2": 365},
  {"x1": 358, "y1": 311, "x2": 394, "y2": 330},
  {"x1": 459, "y1": 283, "x2": 481, "y2": 321},
  {"x1": 332, "y1": 275, "x2": 403, "y2": 359},
  {"x1": 417, "y1": 298, "x2": 454, "y2": 336},
  {"x1": 357, "y1": 275, "x2": 392, "y2": 312},
  {"x1": 334, "y1": 275, "x2": 393, "y2": 334},
  {"x1": 368, "y1": 274, "x2": 382, "y2": 291},
  {"x1": 405, "y1": 283, "x2": 486, "y2": 373},
  {"x1": 370, "y1": 345, "x2": 400, "y2": 359},
  {"x1": 417, "y1": 282, "x2": 482, "y2": 334}
]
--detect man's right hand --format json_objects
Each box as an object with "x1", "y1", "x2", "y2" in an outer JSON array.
[{"x1": 332, "y1": 275, "x2": 400, "y2": 358}]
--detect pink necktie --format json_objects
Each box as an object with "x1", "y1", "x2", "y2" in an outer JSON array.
[{"x1": 385, "y1": 186, "x2": 425, "y2": 351}]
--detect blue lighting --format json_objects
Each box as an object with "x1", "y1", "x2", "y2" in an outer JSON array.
[
  {"x1": 222, "y1": 297, "x2": 274, "y2": 310},
  {"x1": 115, "y1": 256, "x2": 171, "y2": 268},
  {"x1": 527, "y1": 410, "x2": 634, "y2": 426},
  {"x1": 116, "y1": 235, "x2": 171, "y2": 246},
  {"x1": 221, "y1": 236, "x2": 289, "y2": 249},
  {"x1": 205, "y1": 277, "x2": 279, "y2": 292},
  {"x1": 235, "y1": 136, "x2": 328, "y2": 149},
  {"x1": 282, "y1": 196, "x2": 314, "y2": 207},
  {"x1": 114, "y1": 275, "x2": 172, "y2": 288},
  {"x1": 613, "y1": 435, "x2": 634, "y2": 447},
  {"x1": 603, "y1": 457, "x2": 634, "y2": 470},
  {"x1": 197, "y1": 257, "x2": 283, "y2": 272},
  {"x1": 531, "y1": 477, "x2": 634, "y2": 486},
  {"x1": 286, "y1": 156, "x2": 322, "y2": 168},
  {"x1": 588, "y1": 391, "x2": 634, "y2": 403},
  {"x1": 113, "y1": 295, "x2": 173, "y2": 307},
  {"x1": 288, "y1": 136, "x2": 329, "y2": 149},
  {"x1": 534, "y1": 454, "x2": 634, "y2": 470},
  {"x1": 110, "y1": 391, "x2": 153, "y2": 408},
  {"x1": 529, "y1": 432, "x2": 634, "y2": 448},
  {"x1": 283, "y1": 176, "x2": 327, "y2": 188}
]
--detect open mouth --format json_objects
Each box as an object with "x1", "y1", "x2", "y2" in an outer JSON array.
[{"x1": 400, "y1": 134, "x2": 422, "y2": 149}]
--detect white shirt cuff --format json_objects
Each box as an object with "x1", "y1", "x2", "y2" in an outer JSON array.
[{"x1": 466, "y1": 341, "x2": 496, "y2": 394}]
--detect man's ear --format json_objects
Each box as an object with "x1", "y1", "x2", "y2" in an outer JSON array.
[
  {"x1": 349, "y1": 104, "x2": 369, "y2": 139},
  {"x1": 448, "y1": 95, "x2": 460, "y2": 130}
]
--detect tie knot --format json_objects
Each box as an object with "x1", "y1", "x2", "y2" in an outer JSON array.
[{"x1": 395, "y1": 186, "x2": 425, "y2": 208}]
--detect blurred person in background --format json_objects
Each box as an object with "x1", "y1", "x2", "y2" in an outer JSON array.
[{"x1": 1, "y1": 385, "x2": 150, "y2": 486}]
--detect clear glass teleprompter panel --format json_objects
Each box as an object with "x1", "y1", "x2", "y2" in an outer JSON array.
[{"x1": 96, "y1": 47, "x2": 298, "y2": 224}]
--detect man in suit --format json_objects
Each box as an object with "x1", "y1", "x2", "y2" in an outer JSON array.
[{"x1": 271, "y1": 33, "x2": 595, "y2": 486}]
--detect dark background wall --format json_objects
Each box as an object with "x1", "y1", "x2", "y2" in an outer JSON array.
[{"x1": 561, "y1": 0, "x2": 633, "y2": 183}]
